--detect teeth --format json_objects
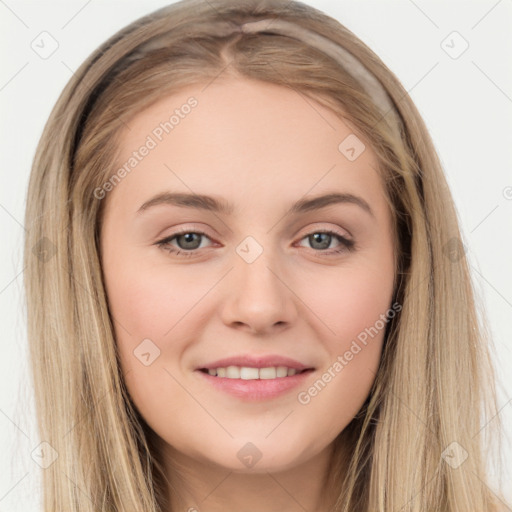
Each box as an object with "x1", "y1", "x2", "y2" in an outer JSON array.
[
  {"x1": 226, "y1": 366, "x2": 240, "y2": 379},
  {"x1": 276, "y1": 366, "x2": 288, "y2": 378},
  {"x1": 240, "y1": 367, "x2": 259, "y2": 380},
  {"x1": 259, "y1": 367, "x2": 277, "y2": 379},
  {"x1": 204, "y1": 365, "x2": 301, "y2": 380}
]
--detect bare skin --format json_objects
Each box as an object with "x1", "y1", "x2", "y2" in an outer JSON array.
[{"x1": 100, "y1": 77, "x2": 396, "y2": 511}]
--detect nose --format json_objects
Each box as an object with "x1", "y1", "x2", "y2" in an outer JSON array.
[{"x1": 219, "y1": 248, "x2": 298, "y2": 336}]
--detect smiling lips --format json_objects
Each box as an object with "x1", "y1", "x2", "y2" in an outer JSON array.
[
  {"x1": 197, "y1": 354, "x2": 313, "y2": 376},
  {"x1": 202, "y1": 365, "x2": 305, "y2": 379},
  {"x1": 195, "y1": 354, "x2": 315, "y2": 400}
]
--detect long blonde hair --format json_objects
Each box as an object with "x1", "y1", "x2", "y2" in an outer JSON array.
[{"x1": 23, "y1": 0, "x2": 507, "y2": 510}]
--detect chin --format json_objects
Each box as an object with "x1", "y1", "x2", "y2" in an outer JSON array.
[{"x1": 199, "y1": 436, "x2": 317, "y2": 474}]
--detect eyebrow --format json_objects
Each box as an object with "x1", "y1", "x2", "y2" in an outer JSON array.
[{"x1": 136, "y1": 191, "x2": 374, "y2": 218}]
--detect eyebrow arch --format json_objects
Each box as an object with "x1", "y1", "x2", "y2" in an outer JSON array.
[{"x1": 136, "y1": 191, "x2": 374, "y2": 218}]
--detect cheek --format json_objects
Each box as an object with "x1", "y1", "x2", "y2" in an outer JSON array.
[
  {"x1": 103, "y1": 251, "x2": 209, "y2": 340},
  {"x1": 306, "y1": 260, "x2": 394, "y2": 347},
  {"x1": 101, "y1": 252, "x2": 182, "y2": 381},
  {"x1": 102, "y1": 252, "x2": 220, "y2": 402},
  {"x1": 102, "y1": 256, "x2": 197, "y2": 432},
  {"x1": 294, "y1": 258, "x2": 394, "y2": 424},
  {"x1": 294, "y1": 300, "x2": 390, "y2": 442}
]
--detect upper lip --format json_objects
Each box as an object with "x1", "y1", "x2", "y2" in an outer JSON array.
[{"x1": 196, "y1": 355, "x2": 314, "y2": 371}]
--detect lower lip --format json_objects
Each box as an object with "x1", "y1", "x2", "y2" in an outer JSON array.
[{"x1": 195, "y1": 369, "x2": 314, "y2": 401}]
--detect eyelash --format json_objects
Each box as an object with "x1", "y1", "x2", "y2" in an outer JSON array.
[{"x1": 155, "y1": 227, "x2": 355, "y2": 258}]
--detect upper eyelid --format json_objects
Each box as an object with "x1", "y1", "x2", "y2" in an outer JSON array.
[
  {"x1": 159, "y1": 221, "x2": 352, "y2": 239},
  {"x1": 157, "y1": 226, "x2": 352, "y2": 246},
  {"x1": 296, "y1": 222, "x2": 352, "y2": 239}
]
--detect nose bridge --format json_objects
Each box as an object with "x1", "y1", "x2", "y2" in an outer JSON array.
[
  {"x1": 219, "y1": 235, "x2": 297, "y2": 333},
  {"x1": 235, "y1": 236, "x2": 285, "y2": 304},
  {"x1": 238, "y1": 241, "x2": 280, "y2": 292}
]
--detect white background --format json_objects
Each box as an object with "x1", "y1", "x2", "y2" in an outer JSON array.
[{"x1": 1, "y1": 0, "x2": 511, "y2": 510}]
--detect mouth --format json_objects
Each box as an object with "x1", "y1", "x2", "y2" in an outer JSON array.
[
  {"x1": 194, "y1": 354, "x2": 316, "y2": 400},
  {"x1": 198, "y1": 366, "x2": 314, "y2": 379},
  {"x1": 194, "y1": 362, "x2": 315, "y2": 401}
]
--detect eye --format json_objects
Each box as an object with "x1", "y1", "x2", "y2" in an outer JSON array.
[
  {"x1": 296, "y1": 230, "x2": 355, "y2": 255},
  {"x1": 155, "y1": 228, "x2": 355, "y2": 258},
  {"x1": 156, "y1": 228, "x2": 214, "y2": 257}
]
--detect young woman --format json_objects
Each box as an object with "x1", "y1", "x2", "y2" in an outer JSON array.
[{"x1": 23, "y1": 0, "x2": 509, "y2": 510}]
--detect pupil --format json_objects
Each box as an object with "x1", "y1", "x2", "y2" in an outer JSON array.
[
  {"x1": 179, "y1": 233, "x2": 200, "y2": 249},
  {"x1": 311, "y1": 233, "x2": 330, "y2": 250}
]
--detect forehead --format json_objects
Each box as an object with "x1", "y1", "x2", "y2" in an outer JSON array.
[{"x1": 106, "y1": 78, "x2": 387, "y2": 217}]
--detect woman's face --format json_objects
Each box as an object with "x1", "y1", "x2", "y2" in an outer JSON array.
[{"x1": 100, "y1": 78, "x2": 396, "y2": 474}]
